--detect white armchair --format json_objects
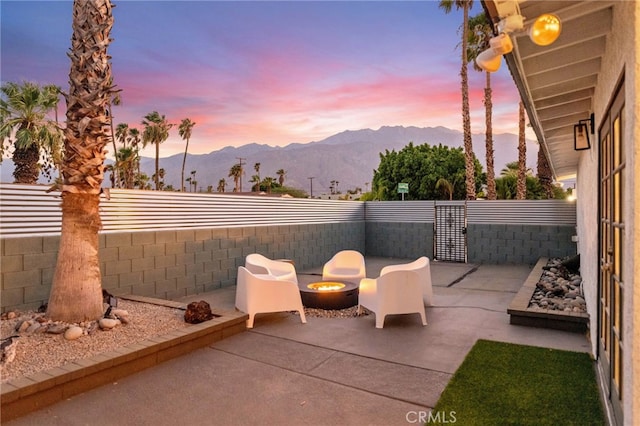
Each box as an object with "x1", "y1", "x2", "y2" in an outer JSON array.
[
  {"x1": 235, "y1": 266, "x2": 306, "y2": 329},
  {"x1": 357, "y1": 270, "x2": 427, "y2": 329},
  {"x1": 245, "y1": 253, "x2": 298, "y2": 284},
  {"x1": 379, "y1": 256, "x2": 433, "y2": 306},
  {"x1": 322, "y1": 250, "x2": 366, "y2": 282}
]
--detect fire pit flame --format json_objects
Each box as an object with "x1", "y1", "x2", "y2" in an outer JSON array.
[{"x1": 307, "y1": 282, "x2": 346, "y2": 292}]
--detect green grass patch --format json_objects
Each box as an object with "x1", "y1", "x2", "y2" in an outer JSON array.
[{"x1": 431, "y1": 339, "x2": 605, "y2": 425}]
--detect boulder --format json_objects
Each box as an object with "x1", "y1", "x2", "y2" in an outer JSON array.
[{"x1": 184, "y1": 300, "x2": 214, "y2": 324}]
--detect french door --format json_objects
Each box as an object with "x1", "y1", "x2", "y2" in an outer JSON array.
[{"x1": 598, "y1": 79, "x2": 625, "y2": 424}]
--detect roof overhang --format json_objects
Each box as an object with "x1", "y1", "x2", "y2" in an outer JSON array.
[{"x1": 481, "y1": 0, "x2": 614, "y2": 181}]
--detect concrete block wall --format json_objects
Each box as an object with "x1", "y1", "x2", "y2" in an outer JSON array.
[
  {"x1": 1, "y1": 222, "x2": 365, "y2": 313},
  {"x1": 365, "y1": 222, "x2": 434, "y2": 259},
  {"x1": 467, "y1": 224, "x2": 577, "y2": 264}
]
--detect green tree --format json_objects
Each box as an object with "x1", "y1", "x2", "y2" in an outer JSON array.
[
  {"x1": 142, "y1": 111, "x2": 172, "y2": 190},
  {"x1": 263, "y1": 176, "x2": 276, "y2": 194},
  {"x1": 0, "y1": 81, "x2": 63, "y2": 183},
  {"x1": 467, "y1": 11, "x2": 497, "y2": 200},
  {"x1": 250, "y1": 174, "x2": 261, "y2": 192},
  {"x1": 439, "y1": 0, "x2": 476, "y2": 200},
  {"x1": 371, "y1": 142, "x2": 483, "y2": 201},
  {"x1": 178, "y1": 118, "x2": 196, "y2": 192},
  {"x1": 47, "y1": 0, "x2": 114, "y2": 322}
]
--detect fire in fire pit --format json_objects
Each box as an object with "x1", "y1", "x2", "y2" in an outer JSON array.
[{"x1": 299, "y1": 280, "x2": 359, "y2": 310}]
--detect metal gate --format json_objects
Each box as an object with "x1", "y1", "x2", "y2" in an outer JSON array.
[{"x1": 434, "y1": 203, "x2": 467, "y2": 262}]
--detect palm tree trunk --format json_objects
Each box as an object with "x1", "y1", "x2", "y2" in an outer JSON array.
[
  {"x1": 461, "y1": 3, "x2": 475, "y2": 200},
  {"x1": 484, "y1": 72, "x2": 497, "y2": 200},
  {"x1": 181, "y1": 138, "x2": 189, "y2": 192},
  {"x1": 516, "y1": 101, "x2": 527, "y2": 200},
  {"x1": 12, "y1": 143, "x2": 40, "y2": 184},
  {"x1": 155, "y1": 142, "x2": 160, "y2": 190},
  {"x1": 537, "y1": 145, "x2": 554, "y2": 198},
  {"x1": 47, "y1": 0, "x2": 113, "y2": 322}
]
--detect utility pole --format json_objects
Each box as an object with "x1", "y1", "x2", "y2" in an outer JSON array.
[
  {"x1": 308, "y1": 177, "x2": 314, "y2": 198},
  {"x1": 236, "y1": 157, "x2": 246, "y2": 192}
]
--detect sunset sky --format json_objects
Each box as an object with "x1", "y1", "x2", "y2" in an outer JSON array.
[{"x1": 1, "y1": 0, "x2": 532, "y2": 159}]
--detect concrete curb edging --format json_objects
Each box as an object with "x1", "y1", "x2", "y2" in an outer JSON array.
[
  {"x1": 1, "y1": 296, "x2": 248, "y2": 422},
  {"x1": 508, "y1": 257, "x2": 589, "y2": 333}
]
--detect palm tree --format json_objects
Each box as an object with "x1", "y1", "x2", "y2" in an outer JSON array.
[
  {"x1": 47, "y1": 0, "x2": 114, "y2": 322},
  {"x1": 115, "y1": 123, "x2": 129, "y2": 148},
  {"x1": 127, "y1": 127, "x2": 142, "y2": 185},
  {"x1": 467, "y1": 12, "x2": 496, "y2": 200},
  {"x1": 217, "y1": 178, "x2": 226, "y2": 193},
  {"x1": 116, "y1": 146, "x2": 135, "y2": 189},
  {"x1": 516, "y1": 101, "x2": 526, "y2": 200},
  {"x1": 263, "y1": 176, "x2": 275, "y2": 194},
  {"x1": 142, "y1": 111, "x2": 172, "y2": 190},
  {"x1": 107, "y1": 91, "x2": 120, "y2": 184},
  {"x1": 277, "y1": 168, "x2": 286, "y2": 186},
  {"x1": 435, "y1": 177, "x2": 455, "y2": 200},
  {"x1": 229, "y1": 163, "x2": 242, "y2": 192},
  {"x1": 190, "y1": 170, "x2": 196, "y2": 192},
  {"x1": 439, "y1": 0, "x2": 475, "y2": 200},
  {"x1": 0, "y1": 81, "x2": 63, "y2": 183},
  {"x1": 254, "y1": 162, "x2": 261, "y2": 183},
  {"x1": 178, "y1": 118, "x2": 196, "y2": 192},
  {"x1": 537, "y1": 144, "x2": 554, "y2": 198},
  {"x1": 250, "y1": 174, "x2": 261, "y2": 192}
]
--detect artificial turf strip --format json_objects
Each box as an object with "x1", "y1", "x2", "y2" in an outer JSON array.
[{"x1": 431, "y1": 339, "x2": 605, "y2": 426}]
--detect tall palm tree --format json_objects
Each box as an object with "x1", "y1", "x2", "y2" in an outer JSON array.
[
  {"x1": 516, "y1": 101, "x2": 526, "y2": 200},
  {"x1": 467, "y1": 12, "x2": 496, "y2": 200},
  {"x1": 178, "y1": 118, "x2": 196, "y2": 192},
  {"x1": 217, "y1": 178, "x2": 226, "y2": 193},
  {"x1": 254, "y1": 162, "x2": 261, "y2": 183},
  {"x1": 142, "y1": 111, "x2": 172, "y2": 190},
  {"x1": 277, "y1": 168, "x2": 286, "y2": 186},
  {"x1": 439, "y1": 0, "x2": 475, "y2": 200},
  {"x1": 0, "y1": 81, "x2": 63, "y2": 183},
  {"x1": 115, "y1": 123, "x2": 129, "y2": 147},
  {"x1": 47, "y1": 0, "x2": 114, "y2": 322},
  {"x1": 107, "y1": 91, "x2": 120, "y2": 184},
  {"x1": 229, "y1": 163, "x2": 242, "y2": 192},
  {"x1": 128, "y1": 127, "x2": 142, "y2": 185},
  {"x1": 116, "y1": 146, "x2": 135, "y2": 189},
  {"x1": 537, "y1": 144, "x2": 554, "y2": 198}
]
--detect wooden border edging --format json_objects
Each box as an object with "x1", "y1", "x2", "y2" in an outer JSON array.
[{"x1": 1, "y1": 298, "x2": 248, "y2": 422}]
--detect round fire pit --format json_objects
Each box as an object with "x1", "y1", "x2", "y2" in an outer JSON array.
[{"x1": 299, "y1": 280, "x2": 359, "y2": 310}]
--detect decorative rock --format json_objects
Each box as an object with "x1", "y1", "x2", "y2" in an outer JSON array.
[
  {"x1": 184, "y1": 300, "x2": 214, "y2": 324},
  {"x1": 99, "y1": 318, "x2": 120, "y2": 330},
  {"x1": 46, "y1": 324, "x2": 67, "y2": 334},
  {"x1": 64, "y1": 326, "x2": 83, "y2": 340},
  {"x1": 25, "y1": 322, "x2": 41, "y2": 334},
  {"x1": 7, "y1": 312, "x2": 17, "y2": 320},
  {"x1": 16, "y1": 320, "x2": 32, "y2": 333}
]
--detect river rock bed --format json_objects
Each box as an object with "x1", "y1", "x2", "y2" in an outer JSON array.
[
  {"x1": 528, "y1": 258, "x2": 586, "y2": 313},
  {"x1": 1, "y1": 299, "x2": 188, "y2": 383}
]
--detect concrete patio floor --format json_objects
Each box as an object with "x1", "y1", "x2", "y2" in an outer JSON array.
[{"x1": 6, "y1": 258, "x2": 592, "y2": 426}]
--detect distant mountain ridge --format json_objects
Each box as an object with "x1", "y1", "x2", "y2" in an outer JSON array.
[{"x1": 1, "y1": 125, "x2": 538, "y2": 194}]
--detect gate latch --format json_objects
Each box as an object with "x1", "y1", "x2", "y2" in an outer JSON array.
[{"x1": 461, "y1": 227, "x2": 467, "y2": 235}]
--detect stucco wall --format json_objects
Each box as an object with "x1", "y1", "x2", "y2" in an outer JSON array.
[{"x1": 580, "y1": 1, "x2": 638, "y2": 424}]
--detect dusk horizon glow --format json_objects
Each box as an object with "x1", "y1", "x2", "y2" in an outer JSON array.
[{"x1": 1, "y1": 0, "x2": 534, "y2": 159}]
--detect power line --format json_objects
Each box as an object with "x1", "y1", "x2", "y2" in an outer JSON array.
[{"x1": 307, "y1": 177, "x2": 315, "y2": 198}]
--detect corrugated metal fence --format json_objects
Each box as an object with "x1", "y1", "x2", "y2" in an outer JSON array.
[
  {"x1": 365, "y1": 200, "x2": 576, "y2": 225},
  {"x1": 0, "y1": 184, "x2": 576, "y2": 238},
  {"x1": 0, "y1": 184, "x2": 364, "y2": 237}
]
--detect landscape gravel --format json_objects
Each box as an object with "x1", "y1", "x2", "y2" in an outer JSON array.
[{"x1": 1, "y1": 299, "x2": 188, "y2": 384}]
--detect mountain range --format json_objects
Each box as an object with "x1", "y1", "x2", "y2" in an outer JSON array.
[{"x1": 1, "y1": 125, "x2": 538, "y2": 195}]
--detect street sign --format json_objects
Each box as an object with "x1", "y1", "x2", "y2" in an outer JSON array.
[{"x1": 397, "y1": 183, "x2": 408, "y2": 193}]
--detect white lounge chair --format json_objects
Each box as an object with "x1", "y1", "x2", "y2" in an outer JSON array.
[
  {"x1": 245, "y1": 253, "x2": 298, "y2": 284},
  {"x1": 235, "y1": 266, "x2": 306, "y2": 329},
  {"x1": 379, "y1": 256, "x2": 434, "y2": 306},
  {"x1": 357, "y1": 270, "x2": 427, "y2": 329},
  {"x1": 322, "y1": 250, "x2": 366, "y2": 282}
]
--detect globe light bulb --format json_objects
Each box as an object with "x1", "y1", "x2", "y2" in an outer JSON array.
[{"x1": 530, "y1": 14, "x2": 561, "y2": 46}]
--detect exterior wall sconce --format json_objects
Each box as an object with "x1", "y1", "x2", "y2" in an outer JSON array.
[{"x1": 574, "y1": 113, "x2": 594, "y2": 151}]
